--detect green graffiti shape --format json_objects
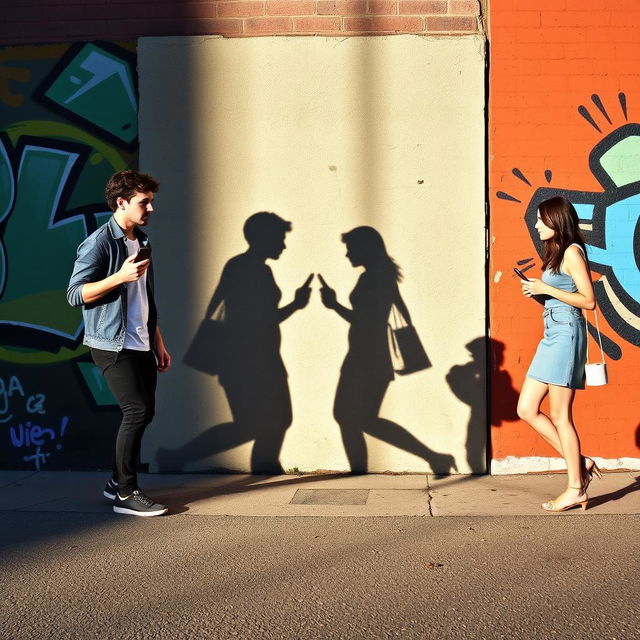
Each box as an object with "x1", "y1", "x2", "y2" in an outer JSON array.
[
  {"x1": 0, "y1": 140, "x2": 13, "y2": 222},
  {"x1": 76, "y1": 361, "x2": 117, "y2": 405},
  {"x1": 43, "y1": 44, "x2": 137, "y2": 145},
  {"x1": 598, "y1": 135, "x2": 640, "y2": 187},
  {"x1": 2, "y1": 144, "x2": 87, "y2": 302},
  {"x1": 0, "y1": 121, "x2": 128, "y2": 364},
  {"x1": 0, "y1": 140, "x2": 15, "y2": 297}
]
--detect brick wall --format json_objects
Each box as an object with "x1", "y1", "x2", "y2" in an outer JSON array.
[
  {"x1": 489, "y1": 0, "x2": 640, "y2": 470},
  {"x1": 0, "y1": 0, "x2": 482, "y2": 44}
]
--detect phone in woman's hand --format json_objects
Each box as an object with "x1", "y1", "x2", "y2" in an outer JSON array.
[{"x1": 513, "y1": 267, "x2": 530, "y2": 281}]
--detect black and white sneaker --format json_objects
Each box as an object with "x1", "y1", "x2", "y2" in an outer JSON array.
[
  {"x1": 103, "y1": 478, "x2": 118, "y2": 500},
  {"x1": 113, "y1": 490, "x2": 168, "y2": 517}
]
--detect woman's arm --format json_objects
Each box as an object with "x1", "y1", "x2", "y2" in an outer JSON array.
[
  {"x1": 318, "y1": 274, "x2": 353, "y2": 323},
  {"x1": 206, "y1": 283, "x2": 224, "y2": 318},
  {"x1": 393, "y1": 284, "x2": 412, "y2": 325},
  {"x1": 327, "y1": 300, "x2": 354, "y2": 323},
  {"x1": 522, "y1": 246, "x2": 596, "y2": 310}
]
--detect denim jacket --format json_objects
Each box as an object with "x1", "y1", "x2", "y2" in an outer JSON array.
[{"x1": 67, "y1": 216, "x2": 158, "y2": 352}]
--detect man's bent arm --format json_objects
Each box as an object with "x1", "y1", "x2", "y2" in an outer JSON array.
[
  {"x1": 79, "y1": 258, "x2": 148, "y2": 304},
  {"x1": 80, "y1": 273, "x2": 125, "y2": 304},
  {"x1": 68, "y1": 237, "x2": 148, "y2": 306},
  {"x1": 67, "y1": 236, "x2": 106, "y2": 307}
]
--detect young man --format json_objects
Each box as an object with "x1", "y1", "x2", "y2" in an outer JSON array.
[{"x1": 67, "y1": 170, "x2": 171, "y2": 516}]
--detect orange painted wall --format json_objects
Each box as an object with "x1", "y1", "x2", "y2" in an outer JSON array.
[{"x1": 489, "y1": 0, "x2": 640, "y2": 462}]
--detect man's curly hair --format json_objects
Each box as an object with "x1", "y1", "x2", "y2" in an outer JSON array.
[{"x1": 105, "y1": 170, "x2": 160, "y2": 211}]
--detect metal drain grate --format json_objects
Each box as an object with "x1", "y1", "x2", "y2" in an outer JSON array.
[{"x1": 289, "y1": 489, "x2": 370, "y2": 505}]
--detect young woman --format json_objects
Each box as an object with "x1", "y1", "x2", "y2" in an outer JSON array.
[
  {"x1": 517, "y1": 196, "x2": 601, "y2": 512},
  {"x1": 319, "y1": 226, "x2": 456, "y2": 474}
]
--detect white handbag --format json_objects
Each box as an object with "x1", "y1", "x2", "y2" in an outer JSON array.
[{"x1": 584, "y1": 308, "x2": 608, "y2": 386}]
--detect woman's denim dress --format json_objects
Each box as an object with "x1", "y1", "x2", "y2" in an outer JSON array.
[{"x1": 526, "y1": 249, "x2": 587, "y2": 389}]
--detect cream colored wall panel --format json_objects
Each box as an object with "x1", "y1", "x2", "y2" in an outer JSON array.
[{"x1": 138, "y1": 35, "x2": 486, "y2": 474}]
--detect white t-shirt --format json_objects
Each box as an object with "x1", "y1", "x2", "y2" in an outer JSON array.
[{"x1": 123, "y1": 237, "x2": 151, "y2": 351}]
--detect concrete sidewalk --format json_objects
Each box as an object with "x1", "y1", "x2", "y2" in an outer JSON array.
[{"x1": 1, "y1": 469, "x2": 639, "y2": 516}]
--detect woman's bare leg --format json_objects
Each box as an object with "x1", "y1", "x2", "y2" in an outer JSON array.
[
  {"x1": 540, "y1": 385, "x2": 587, "y2": 510},
  {"x1": 518, "y1": 377, "x2": 587, "y2": 508},
  {"x1": 548, "y1": 385, "x2": 582, "y2": 489},
  {"x1": 517, "y1": 377, "x2": 562, "y2": 453},
  {"x1": 517, "y1": 377, "x2": 594, "y2": 481}
]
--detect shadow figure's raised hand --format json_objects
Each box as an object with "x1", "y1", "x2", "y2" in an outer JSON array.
[
  {"x1": 294, "y1": 273, "x2": 314, "y2": 309},
  {"x1": 318, "y1": 273, "x2": 337, "y2": 309}
]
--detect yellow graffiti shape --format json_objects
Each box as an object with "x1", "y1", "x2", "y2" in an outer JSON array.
[
  {"x1": 0, "y1": 66, "x2": 31, "y2": 108},
  {"x1": 0, "y1": 44, "x2": 69, "y2": 63},
  {"x1": 0, "y1": 44, "x2": 70, "y2": 108},
  {"x1": 6, "y1": 120, "x2": 129, "y2": 170}
]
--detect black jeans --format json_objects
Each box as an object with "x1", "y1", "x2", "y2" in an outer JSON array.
[{"x1": 91, "y1": 348, "x2": 157, "y2": 496}]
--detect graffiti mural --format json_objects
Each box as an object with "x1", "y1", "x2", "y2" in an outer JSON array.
[
  {"x1": 0, "y1": 42, "x2": 138, "y2": 470},
  {"x1": 492, "y1": 91, "x2": 640, "y2": 467},
  {"x1": 1, "y1": 373, "x2": 68, "y2": 471},
  {"x1": 489, "y1": 0, "x2": 640, "y2": 469},
  {"x1": 498, "y1": 94, "x2": 640, "y2": 356}
]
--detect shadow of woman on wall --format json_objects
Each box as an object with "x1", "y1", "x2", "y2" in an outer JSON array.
[
  {"x1": 447, "y1": 337, "x2": 519, "y2": 473},
  {"x1": 319, "y1": 226, "x2": 457, "y2": 475},
  {"x1": 159, "y1": 212, "x2": 312, "y2": 473}
]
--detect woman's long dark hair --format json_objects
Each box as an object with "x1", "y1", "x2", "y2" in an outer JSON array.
[
  {"x1": 538, "y1": 196, "x2": 588, "y2": 273},
  {"x1": 342, "y1": 226, "x2": 402, "y2": 282}
]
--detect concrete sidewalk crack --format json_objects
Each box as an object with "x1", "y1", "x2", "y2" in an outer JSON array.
[
  {"x1": 0, "y1": 471, "x2": 40, "y2": 490},
  {"x1": 15, "y1": 496, "x2": 68, "y2": 511},
  {"x1": 426, "y1": 474, "x2": 434, "y2": 516}
]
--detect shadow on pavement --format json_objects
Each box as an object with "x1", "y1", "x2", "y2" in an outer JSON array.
[{"x1": 586, "y1": 474, "x2": 640, "y2": 509}]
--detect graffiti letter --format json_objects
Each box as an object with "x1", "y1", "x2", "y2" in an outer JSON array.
[
  {"x1": 23, "y1": 446, "x2": 48, "y2": 471},
  {"x1": 29, "y1": 424, "x2": 56, "y2": 446},
  {"x1": 9, "y1": 423, "x2": 26, "y2": 447},
  {"x1": 7, "y1": 375, "x2": 24, "y2": 398},
  {"x1": 26, "y1": 393, "x2": 46, "y2": 414}
]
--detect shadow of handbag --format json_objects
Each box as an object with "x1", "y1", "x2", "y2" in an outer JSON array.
[
  {"x1": 585, "y1": 307, "x2": 608, "y2": 386},
  {"x1": 388, "y1": 305, "x2": 431, "y2": 375},
  {"x1": 183, "y1": 303, "x2": 226, "y2": 376}
]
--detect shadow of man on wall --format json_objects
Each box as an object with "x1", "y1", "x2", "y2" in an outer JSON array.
[
  {"x1": 159, "y1": 212, "x2": 312, "y2": 473},
  {"x1": 319, "y1": 226, "x2": 457, "y2": 475},
  {"x1": 447, "y1": 337, "x2": 519, "y2": 473}
]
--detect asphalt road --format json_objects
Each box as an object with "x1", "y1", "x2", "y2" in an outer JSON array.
[{"x1": 1, "y1": 512, "x2": 638, "y2": 639}]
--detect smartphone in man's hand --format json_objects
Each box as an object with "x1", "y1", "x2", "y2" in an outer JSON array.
[{"x1": 134, "y1": 246, "x2": 152, "y2": 263}]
